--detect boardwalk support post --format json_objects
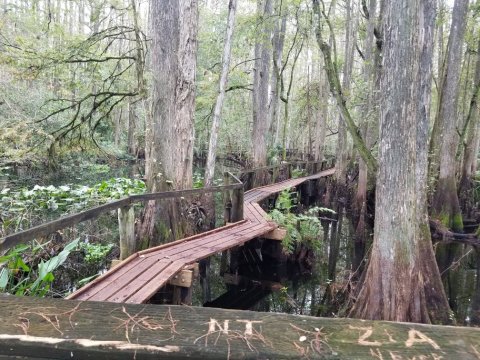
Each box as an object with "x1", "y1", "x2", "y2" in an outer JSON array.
[
  {"x1": 272, "y1": 165, "x2": 279, "y2": 183},
  {"x1": 118, "y1": 206, "x2": 135, "y2": 260},
  {"x1": 224, "y1": 172, "x2": 243, "y2": 223},
  {"x1": 223, "y1": 172, "x2": 232, "y2": 224},
  {"x1": 231, "y1": 186, "x2": 244, "y2": 222}
]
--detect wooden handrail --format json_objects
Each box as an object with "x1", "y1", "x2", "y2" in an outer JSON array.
[
  {"x1": 0, "y1": 174, "x2": 243, "y2": 252},
  {"x1": 237, "y1": 160, "x2": 325, "y2": 176},
  {"x1": 0, "y1": 161, "x2": 335, "y2": 252},
  {"x1": 2, "y1": 294, "x2": 479, "y2": 359}
]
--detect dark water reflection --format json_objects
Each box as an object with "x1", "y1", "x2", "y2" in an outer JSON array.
[
  {"x1": 191, "y1": 206, "x2": 354, "y2": 317},
  {"x1": 192, "y1": 207, "x2": 479, "y2": 325}
]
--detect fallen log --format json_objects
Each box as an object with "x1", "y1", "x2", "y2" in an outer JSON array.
[
  {"x1": 429, "y1": 219, "x2": 480, "y2": 247},
  {"x1": 1, "y1": 294, "x2": 480, "y2": 359}
]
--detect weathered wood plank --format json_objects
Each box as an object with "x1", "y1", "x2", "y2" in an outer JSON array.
[
  {"x1": 104, "y1": 259, "x2": 172, "y2": 301},
  {"x1": 263, "y1": 227, "x2": 287, "y2": 241},
  {"x1": 1, "y1": 294, "x2": 479, "y2": 359}
]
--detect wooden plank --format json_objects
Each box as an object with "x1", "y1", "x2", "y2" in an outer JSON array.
[
  {"x1": 190, "y1": 222, "x2": 268, "y2": 253},
  {"x1": 248, "y1": 203, "x2": 269, "y2": 224},
  {"x1": 75, "y1": 224, "x2": 260, "y2": 301},
  {"x1": 168, "y1": 269, "x2": 194, "y2": 288},
  {"x1": 67, "y1": 253, "x2": 142, "y2": 300},
  {"x1": 125, "y1": 260, "x2": 185, "y2": 303},
  {"x1": 136, "y1": 220, "x2": 247, "y2": 257},
  {"x1": 76, "y1": 222, "x2": 268, "y2": 303},
  {"x1": 1, "y1": 294, "x2": 479, "y2": 359},
  {"x1": 263, "y1": 227, "x2": 287, "y2": 241},
  {"x1": 149, "y1": 223, "x2": 257, "y2": 259},
  {"x1": 231, "y1": 187, "x2": 244, "y2": 222},
  {"x1": 110, "y1": 259, "x2": 122, "y2": 269},
  {"x1": 131, "y1": 182, "x2": 242, "y2": 202},
  {"x1": 75, "y1": 257, "x2": 163, "y2": 301},
  {"x1": 106, "y1": 259, "x2": 174, "y2": 303}
]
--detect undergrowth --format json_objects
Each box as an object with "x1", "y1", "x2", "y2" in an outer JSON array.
[{"x1": 268, "y1": 188, "x2": 335, "y2": 254}]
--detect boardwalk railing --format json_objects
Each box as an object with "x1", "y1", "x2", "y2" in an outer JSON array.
[
  {"x1": 0, "y1": 159, "x2": 333, "y2": 254},
  {"x1": 238, "y1": 159, "x2": 334, "y2": 191},
  {"x1": 0, "y1": 172, "x2": 243, "y2": 254},
  {"x1": 2, "y1": 293, "x2": 480, "y2": 359}
]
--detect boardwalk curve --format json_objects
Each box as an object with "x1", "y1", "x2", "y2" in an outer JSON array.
[{"x1": 68, "y1": 168, "x2": 335, "y2": 304}]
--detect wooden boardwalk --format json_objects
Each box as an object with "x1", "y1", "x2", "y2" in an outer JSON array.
[{"x1": 68, "y1": 168, "x2": 335, "y2": 304}]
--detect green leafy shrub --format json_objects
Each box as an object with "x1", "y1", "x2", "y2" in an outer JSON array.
[
  {"x1": 268, "y1": 188, "x2": 334, "y2": 253},
  {"x1": 79, "y1": 242, "x2": 114, "y2": 264},
  {"x1": 0, "y1": 239, "x2": 79, "y2": 296},
  {"x1": 291, "y1": 167, "x2": 306, "y2": 179}
]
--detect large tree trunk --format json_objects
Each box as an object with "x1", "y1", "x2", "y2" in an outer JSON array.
[
  {"x1": 431, "y1": 0, "x2": 468, "y2": 231},
  {"x1": 352, "y1": 0, "x2": 379, "y2": 275},
  {"x1": 351, "y1": 0, "x2": 451, "y2": 324},
  {"x1": 204, "y1": 0, "x2": 237, "y2": 188},
  {"x1": 203, "y1": 0, "x2": 237, "y2": 230},
  {"x1": 269, "y1": 2, "x2": 286, "y2": 147},
  {"x1": 139, "y1": 0, "x2": 198, "y2": 247},
  {"x1": 280, "y1": 26, "x2": 303, "y2": 161},
  {"x1": 430, "y1": 0, "x2": 468, "y2": 314},
  {"x1": 329, "y1": 0, "x2": 356, "y2": 278},
  {"x1": 333, "y1": 0, "x2": 354, "y2": 189},
  {"x1": 252, "y1": 0, "x2": 272, "y2": 167},
  {"x1": 314, "y1": 51, "x2": 328, "y2": 162},
  {"x1": 128, "y1": 0, "x2": 147, "y2": 158},
  {"x1": 459, "y1": 38, "x2": 480, "y2": 214}
]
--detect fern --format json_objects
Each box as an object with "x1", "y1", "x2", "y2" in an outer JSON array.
[{"x1": 268, "y1": 189, "x2": 334, "y2": 254}]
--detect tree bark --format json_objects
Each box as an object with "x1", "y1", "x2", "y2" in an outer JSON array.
[
  {"x1": 204, "y1": 0, "x2": 237, "y2": 188},
  {"x1": 269, "y1": 2, "x2": 286, "y2": 147},
  {"x1": 431, "y1": 0, "x2": 469, "y2": 232},
  {"x1": 252, "y1": 0, "x2": 272, "y2": 167},
  {"x1": 127, "y1": 100, "x2": 136, "y2": 156},
  {"x1": 281, "y1": 27, "x2": 303, "y2": 161},
  {"x1": 128, "y1": 0, "x2": 148, "y2": 158},
  {"x1": 459, "y1": 38, "x2": 480, "y2": 202},
  {"x1": 139, "y1": 0, "x2": 198, "y2": 246},
  {"x1": 430, "y1": 0, "x2": 468, "y2": 314},
  {"x1": 353, "y1": 0, "x2": 378, "y2": 274},
  {"x1": 333, "y1": 0, "x2": 355, "y2": 188},
  {"x1": 351, "y1": 0, "x2": 451, "y2": 324},
  {"x1": 314, "y1": 50, "x2": 328, "y2": 162}
]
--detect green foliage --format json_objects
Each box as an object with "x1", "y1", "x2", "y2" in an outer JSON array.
[
  {"x1": 291, "y1": 167, "x2": 306, "y2": 178},
  {"x1": 0, "y1": 239, "x2": 79, "y2": 296},
  {"x1": 0, "y1": 178, "x2": 145, "y2": 235},
  {"x1": 268, "y1": 189, "x2": 334, "y2": 254},
  {"x1": 0, "y1": 2, "x2": 145, "y2": 160},
  {"x1": 79, "y1": 242, "x2": 114, "y2": 264},
  {"x1": 267, "y1": 145, "x2": 283, "y2": 165},
  {"x1": 193, "y1": 170, "x2": 205, "y2": 189},
  {"x1": 275, "y1": 188, "x2": 298, "y2": 212}
]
